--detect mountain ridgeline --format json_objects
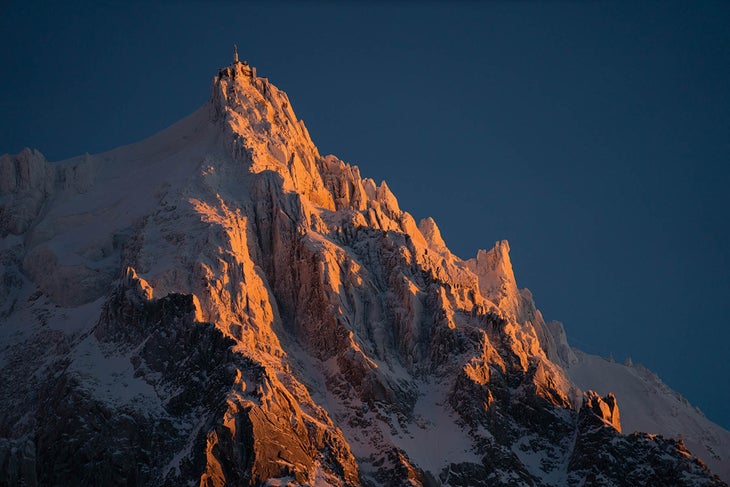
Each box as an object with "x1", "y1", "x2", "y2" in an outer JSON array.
[{"x1": 1, "y1": 55, "x2": 728, "y2": 486}]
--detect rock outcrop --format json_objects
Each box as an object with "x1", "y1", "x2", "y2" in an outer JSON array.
[
  {"x1": 584, "y1": 391, "x2": 622, "y2": 433},
  {"x1": 0, "y1": 148, "x2": 54, "y2": 235}
]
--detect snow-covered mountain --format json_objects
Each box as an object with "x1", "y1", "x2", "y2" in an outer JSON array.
[{"x1": 1, "y1": 54, "x2": 728, "y2": 486}]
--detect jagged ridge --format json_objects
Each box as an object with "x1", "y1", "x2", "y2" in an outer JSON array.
[{"x1": 0, "y1": 54, "x2": 727, "y2": 486}]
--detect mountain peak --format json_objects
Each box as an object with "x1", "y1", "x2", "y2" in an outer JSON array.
[
  {"x1": 210, "y1": 53, "x2": 337, "y2": 209},
  {"x1": 219, "y1": 45, "x2": 258, "y2": 82},
  {"x1": 1, "y1": 56, "x2": 728, "y2": 486},
  {"x1": 466, "y1": 240, "x2": 520, "y2": 316},
  {"x1": 418, "y1": 216, "x2": 447, "y2": 253}
]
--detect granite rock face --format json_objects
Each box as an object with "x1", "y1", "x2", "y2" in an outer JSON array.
[{"x1": 0, "y1": 56, "x2": 727, "y2": 486}]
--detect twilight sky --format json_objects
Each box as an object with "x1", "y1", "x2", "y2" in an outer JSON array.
[{"x1": 1, "y1": 2, "x2": 729, "y2": 429}]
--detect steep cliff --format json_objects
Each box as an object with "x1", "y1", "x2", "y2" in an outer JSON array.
[{"x1": 0, "y1": 55, "x2": 727, "y2": 486}]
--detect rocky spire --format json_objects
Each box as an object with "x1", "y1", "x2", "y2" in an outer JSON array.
[{"x1": 584, "y1": 390, "x2": 622, "y2": 432}]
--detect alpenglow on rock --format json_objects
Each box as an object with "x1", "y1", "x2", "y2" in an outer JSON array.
[{"x1": 1, "y1": 51, "x2": 729, "y2": 486}]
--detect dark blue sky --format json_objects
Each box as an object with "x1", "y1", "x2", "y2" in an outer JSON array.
[{"x1": 2, "y1": 2, "x2": 729, "y2": 429}]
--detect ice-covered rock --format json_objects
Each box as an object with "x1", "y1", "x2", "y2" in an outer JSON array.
[
  {"x1": 418, "y1": 216, "x2": 447, "y2": 254},
  {"x1": 0, "y1": 51, "x2": 726, "y2": 486},
  {"x1": 569, "y1": 349, "x2": 730, "y2": 482},
  {"x1": 0, "y1": 148, "x2": 54, "y2": 235}
]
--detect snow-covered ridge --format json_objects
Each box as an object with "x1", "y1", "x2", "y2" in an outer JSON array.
[
  {"x1": 568, "y1": 350, "x2": 730, "y2": 481},
  {"x1": 1, "y1": 53, "x2": 727, "y2": 486}
]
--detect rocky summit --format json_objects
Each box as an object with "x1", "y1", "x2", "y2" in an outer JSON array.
[{"x1": 1, "y1": 52, "x2": 728, "y2": 486}]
